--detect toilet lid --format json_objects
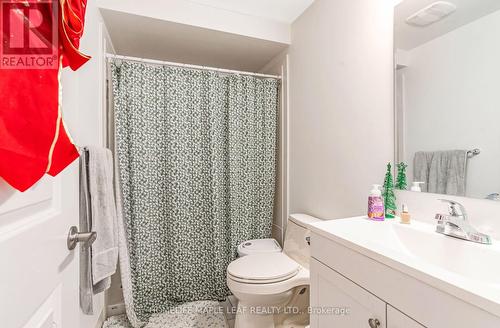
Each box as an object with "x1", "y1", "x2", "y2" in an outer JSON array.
[
  {"x1": 227, "y1": 253, "x2": 300, "y2": 282},
  {"x1": 238, "y1": 238, "x2": 282, "y2": 255}
]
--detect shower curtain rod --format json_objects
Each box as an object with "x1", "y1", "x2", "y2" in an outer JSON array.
[{"x1": 105, "y1": 53, "x2": 282, "y2": 79}]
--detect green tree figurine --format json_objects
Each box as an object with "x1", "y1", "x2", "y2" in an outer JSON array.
[
  {"x1": 383, "y1": 162, "x2": 397, "y2": 219},
  {"x1": 395, "y1": 162, "x2": 408, "y2": 190}
]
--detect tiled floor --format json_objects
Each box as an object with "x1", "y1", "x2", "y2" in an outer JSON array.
[
  {"x1": 103, "y1": 300, "x2": 230, "y2": 328},
  {"x1": 219, "y1": 296, "x2": 310, "y2": 328},
  {"x1": 219, "y1": 295, "x2": 238, "y2": 328}
]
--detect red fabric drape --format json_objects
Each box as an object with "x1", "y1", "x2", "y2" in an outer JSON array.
[
  {"x1": 0, "y1": 0, "x2": 90, "y2": 192},
  {"x1": 60, "y1": 0, "x2": 91, "y2": 70}
]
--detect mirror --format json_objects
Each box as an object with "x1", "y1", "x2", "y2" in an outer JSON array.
[{"x1": 394, "y1": 0, "x2": 500, "y2": 200}]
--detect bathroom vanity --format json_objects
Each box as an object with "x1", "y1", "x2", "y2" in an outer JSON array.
[{"x1": 308, "y1": 217, "x2": 500, "y2": 328}]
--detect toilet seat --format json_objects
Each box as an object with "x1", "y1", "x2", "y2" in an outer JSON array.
[
  {"x1": 227, "y1": 264, "x2": 309, "y2": 297},
  {"x1": 227, "y1": 253, "x2": 300, "y2": 284}
]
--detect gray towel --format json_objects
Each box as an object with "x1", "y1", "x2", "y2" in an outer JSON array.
[
  {"x1": 414, "y1": 150, "x2": 467, "y2": 196},
  {"x1": 413, "y1": 152, "x2": 433, "y2": 192},
  {"x1": 79, "y1": 147, "x2": 119, "y2": 314},
  {"x1": 88, "y1": 147, "x2": 119, "y2": 289}
]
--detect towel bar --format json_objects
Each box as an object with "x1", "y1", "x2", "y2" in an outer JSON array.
[{"x1": 467, "y1": 149, "x2": 480, "y2": 158}]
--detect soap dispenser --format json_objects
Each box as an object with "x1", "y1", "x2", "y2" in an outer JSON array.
[
  {"x1": 368, "y1": 184, "x2": 384, "y2": 221},
  {"x1": 411, "y1": 182, "x2": 425, "y2": 192}
]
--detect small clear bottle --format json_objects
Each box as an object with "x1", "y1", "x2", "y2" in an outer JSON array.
[{"x1": 400, "y1": 204, "x2": 411, "y2": 224}]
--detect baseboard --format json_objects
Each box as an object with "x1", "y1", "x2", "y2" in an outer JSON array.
[{"x1": 106, "y1": 303, "x2": 126, "y2": 317}]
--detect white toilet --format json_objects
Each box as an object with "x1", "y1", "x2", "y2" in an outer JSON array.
[{"x1": 227, "y1": 214, "x2": 320, "y2": 328}]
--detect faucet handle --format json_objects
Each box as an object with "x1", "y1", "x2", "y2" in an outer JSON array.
[{"x1": 439, "y1": 199, "x2": 467, "y2": 219}]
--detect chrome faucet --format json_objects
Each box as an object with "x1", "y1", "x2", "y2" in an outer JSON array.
[{"x1": 435, "y1": 199, "x2": 491, "y2": 245}]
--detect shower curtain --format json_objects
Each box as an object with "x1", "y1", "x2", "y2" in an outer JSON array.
[{"x1": 110, "y1": 61, "x2": 279, "y2": 326}]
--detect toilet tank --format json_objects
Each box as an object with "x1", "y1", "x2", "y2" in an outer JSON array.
[{"x1": 283, "y1": 214, "x2": 321, "y2": 269}]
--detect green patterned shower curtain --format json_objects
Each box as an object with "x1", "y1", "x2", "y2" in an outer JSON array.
[{"x1": 111, "y1": 61, "x2": 279, "y2": 324}]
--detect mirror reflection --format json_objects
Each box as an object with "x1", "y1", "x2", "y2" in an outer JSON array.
[{"x1": 394, "y1": 0, "x2": 500, "y2": 200}]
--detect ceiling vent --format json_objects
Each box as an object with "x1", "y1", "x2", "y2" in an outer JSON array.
[{"x1": 406, "y1": 1, "x2": 457, "y2": 27}]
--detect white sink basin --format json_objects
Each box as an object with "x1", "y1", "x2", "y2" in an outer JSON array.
[
  {"x1": 392, "y1": 221, "x2": 500, "y2": 284},
  {"x1": 310, "y1": 217, "x2": 500, "y2": 316}
]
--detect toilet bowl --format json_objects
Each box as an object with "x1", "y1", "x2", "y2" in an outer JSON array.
[{"x1": 227, "y1": 214, "x2": 320, "y2": 328}]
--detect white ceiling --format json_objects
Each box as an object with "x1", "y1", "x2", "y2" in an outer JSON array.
[
  {"x1": 101, "y1": 9, "x2": 289, "y2": 72},
  {"x1": 187, "y1": 0, "x2": 314, "y2": 23},
  {"x1": 100, "y1": 0, "x2": 315, "y2": 72},
  {"x1": 395, "y1": 0, "x2": 500, "y2": 50}
]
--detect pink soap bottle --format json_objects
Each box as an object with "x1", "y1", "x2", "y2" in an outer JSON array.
[{"x1": 367, "y1": 184, "x2": 385, "y2": 221}]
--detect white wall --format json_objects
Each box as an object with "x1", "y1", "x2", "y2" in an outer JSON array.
[
  {"x1": 400, "y1": 9, "x2": 500, "y2": 199},
  {"x1": 260, "y1": 50, "x2": 290, "y2": 244},
  {"x1": 74, "y1": 4, "x2": 114, "y2": 148},
  {"x1": 289, "y1": 0, "x2": 395, "y2": 219}
]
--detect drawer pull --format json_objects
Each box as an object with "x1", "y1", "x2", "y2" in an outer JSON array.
[{"x1": 368, "y1": 318, "x2": 380, "y2": 328}]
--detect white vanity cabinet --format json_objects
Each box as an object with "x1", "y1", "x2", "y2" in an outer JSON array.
[
  {"x1": 309, "y1": 223, "x2": 500, "y2": 328},
  {"x1": 310, "y1": 258, "x2": 425, "y2": 328},
  {"x1": 310, "y1": 258, "x2": 386, "y2": 327}
]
